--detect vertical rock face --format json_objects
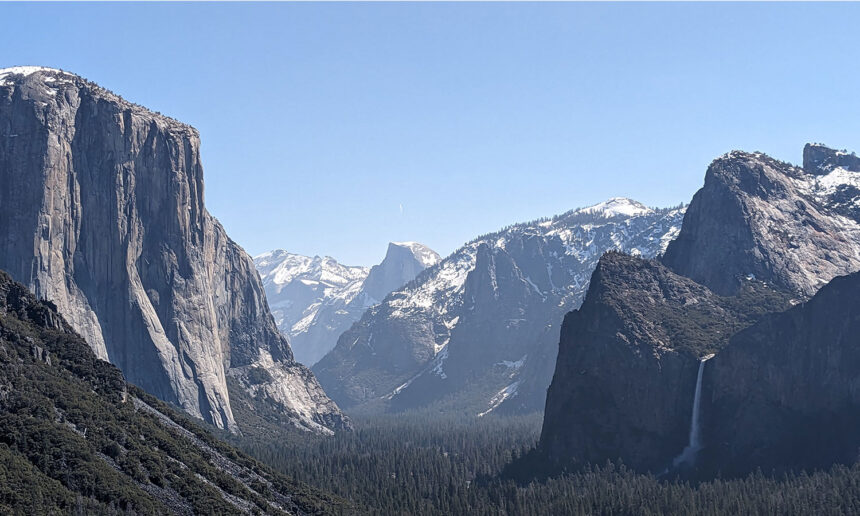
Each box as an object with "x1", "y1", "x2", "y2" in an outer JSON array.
[
  {"x1": 254, "y1": 242, "x2": 439, "y2": 366},
  {"x1": 539, "y1": 253, "x2": 789, "y2": 472},
  {"x1": 704, "y1": 270, "x2": 860, "y2": 475},
  {"x1": 360, "y1": 242, "x2": 441, "y2": 304},
  {"x1": 0, "y1": 67, "x2": 347, "y2": 433},
  {"x1": 313, "y1": 199, "x2": 687, "y2": 415},
  {"x1": 662, "y1": 150, "x2": 860, "y2": 297},
  {"x1": 803, "y1": 143, "x2": 860, "y2": 176},
  {"x1": 540, "y1": 145, "x2": 860, "y2": 475}
]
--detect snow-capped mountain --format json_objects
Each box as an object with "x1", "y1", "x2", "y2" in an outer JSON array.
[
  {"x1": 312, "y1": 198, "x2": 686, "y2": 416},
  {"x1": 255, "y1": 251, "x2": 369, "y2": 366},
  {"x1": 255, "y1": 242, "x2": 440, "y2": 366}
]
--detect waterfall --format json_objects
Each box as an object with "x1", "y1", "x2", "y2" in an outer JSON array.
[{"x1": 673, "y1": 353, "x2": 715, "y2": 468}]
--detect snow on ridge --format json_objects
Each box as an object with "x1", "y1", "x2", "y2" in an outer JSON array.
[
  {"x1": 0, "y1": 66, "x2": 65, "y2": 78},
  {"x1": 576, "y1": 197, "x2": 653, "y2": 218},
  {"x1": 388, "y1": 246, "x2": 476, "y2": 318},
  {"x1": 255, "y1": 251, "x2": 368, "y2": 290},
  {"x1": 391, "y1": 241, "x2": 442, "y2": 268},
  {"x1": 0, "y1": 66, "x2": 74, "y2": 87},
  {"x1": 386, "y1": 202, "x2": 686, "y2": 321},
  {"x1": 810, "y1": 167, "x2": 860, "y2": 197},
  {"x1": 477, "y1": 381, "x2": 522, "y2": 417}
]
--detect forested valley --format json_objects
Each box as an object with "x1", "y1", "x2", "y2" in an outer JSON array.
[{"x1": 227, "y1": 413, "x2": 860, "y2": 515}]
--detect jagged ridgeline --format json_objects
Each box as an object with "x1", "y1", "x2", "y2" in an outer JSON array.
[
  {"x1": 0, "y1": 270, "x2": 349, "y2": 514},
  {"x1": 0, "y1": 67, "x2": 348, "y2": 435},
  {"x1": 313, "y1": 198, "x2": 686, "y2": 416},
  {"x1": 255, "y1": 242, "x2": 440, "y2": 367},
  {"x1": 539, "y1": 144, "x2": 860, "y2": 476}
]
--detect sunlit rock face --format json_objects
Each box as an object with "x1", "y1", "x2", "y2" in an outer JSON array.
[
  {"x1": 663, "y1": 147, "x2": 860, "y2": 298},
  {"x1": 0, "y1": 67, "x2": 348, "y2": 433}
]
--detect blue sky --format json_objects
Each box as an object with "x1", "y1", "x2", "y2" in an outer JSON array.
[{"x1": 2, "y1": 3, "x2": 859, "y2": 265}]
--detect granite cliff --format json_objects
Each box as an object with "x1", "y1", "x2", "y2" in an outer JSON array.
[
  {"x1": 0, "y1": 67, "x2": 347, "y2": 433},
  {"x1": 539, "y1": 145, "x2": 860, "y2": 475},
  {"x1": 703, "y1": 269, "x2": 860, "y2": 475},
  {"x1": 540, "y1": 252, "x2": 790, "y2": 472}
]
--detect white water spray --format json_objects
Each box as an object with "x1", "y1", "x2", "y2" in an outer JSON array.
[{"x1": 673, "y1": 353, "x2": 715, "y2": 468}]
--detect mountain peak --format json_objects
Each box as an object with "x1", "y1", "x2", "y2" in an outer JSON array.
[
  {"x1": 360, "y1": 241, "x2": 440, "y2": 304},
  {"x1": 803, "y1": 143, "x2": 860, "y2": 175},
  {"x1": 388, "y1": 241, "x2": 441, "y2": 268},
  {"x1": 0, "y1": 65, "x2": 195, "y2": 134},
  {"x1": 577, "y1": 197, "x2": 652, "y2": 218},
  {"x1": 663, "y1": 146, "x2": 860, "y2": 297},
  {"x1": 0, "y1": 66, "x2": 71, "y2": 84}
]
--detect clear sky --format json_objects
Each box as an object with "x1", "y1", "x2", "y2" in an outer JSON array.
[{"x1": 2, "y1": 3, "x2": 859, "y2": 265}]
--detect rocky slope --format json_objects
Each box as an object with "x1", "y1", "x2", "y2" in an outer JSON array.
[
  {"x1": 0, "y1": 67, "x2": 347, "y2": 434},
  {"x1": 703, "y1": 269, "x2": 860, "y2": 476},
  {"x1": 663, "y1": 145, "x2": 860, "y2": 297},
  {"x1": 540, "y1": 144, "x2": 860, "y2": 475},
  {"x1": 0, "y1": 269, "x2": 347, "y2": 514},
  {"x1": 313, "y1": 199, "x2": 686, "y2": 415},
  {"x1": 539, "y1": 252, "x2": 790, "y2": 472},
  {"x1": 255, "y1": 242, "x2": 439, "y2": 366}
]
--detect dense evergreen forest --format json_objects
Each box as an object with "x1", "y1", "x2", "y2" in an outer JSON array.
[{"x1": 229, "y1": 413, "x2": 860, "y2": 515}]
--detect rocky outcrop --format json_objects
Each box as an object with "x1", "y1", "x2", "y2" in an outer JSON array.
[
  {"x1": 540, "y1": 145, "x2": 860, "y2": 476},
  {"x1": 313, "y1": 199, "x2": 686, "y2": 415},
  {"x1": 703, "y1": 270, "x2": 860, "y2": 475},
  {"x1": 360, "y1": 242, "x2": 440, "y2": 304},
  {"x1": 539, "y1": 252, "x2": 790, "y2": 472},
  {"x1": 254, "y1": 242, "x2": 439, "y2": 366},
  {"x1": 0, "y1": 67, "x2": 347, "y2": 433},
  {"x1": 662, "y1": 149, "x2": 860, "y2": 297},
  {"x1": 803, "y1": 142, "x2": 860, "y2": 175}
]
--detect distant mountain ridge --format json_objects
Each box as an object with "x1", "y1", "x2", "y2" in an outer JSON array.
[
  {"x1": 255, "y1": 242, "x2": 440, "y2": 365},
  {"x1": 313, "y1": 198, "x2": 686, "y2": 416}
]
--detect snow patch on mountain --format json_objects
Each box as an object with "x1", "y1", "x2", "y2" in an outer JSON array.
[
  {"x1": 0, "y1": 66, "x2": 63, "y2": 83},
  {"x1": 392, "y1": 241, "x2": 441, "y2": 268},
  {"x1": 314, "y1": 199, "x2": 687, "y2": 413},
  {"x1": 255, "y1": 243, "x2": 438, "y2": 366},
  {"x1": 793, "y1": 166, "x2": 860, "y2": 204},
  {"x1": 478, "y1": 381, "x2": 522, "y2": 417},
  {"x1": 578, "y1": 197, "x2": 653, "y2": 218},
  {"x1": 0, "y1": 66, "x2": 76, "y2": 94}
]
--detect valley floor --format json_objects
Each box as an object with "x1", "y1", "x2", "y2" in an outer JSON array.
[{"x1": 229, "y1": 413, "x2": 860, "y2": 515}]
